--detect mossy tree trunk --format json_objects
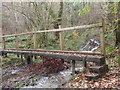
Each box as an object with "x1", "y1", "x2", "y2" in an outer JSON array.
[
  {"x1": 53, "y1": 1, "x2": 63, "y2": 40},
  {"x1": 115, "y1": 2, "x2": 120, "y2": 49}
]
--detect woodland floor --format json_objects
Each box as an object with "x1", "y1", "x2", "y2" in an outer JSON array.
[{"x1": 62, "y1": 49, "x2": 120, "y2": 89}]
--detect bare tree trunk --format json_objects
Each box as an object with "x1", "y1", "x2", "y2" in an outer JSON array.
[{"x1": 53, "y1": 1, "x2": 63, "y2": 40}]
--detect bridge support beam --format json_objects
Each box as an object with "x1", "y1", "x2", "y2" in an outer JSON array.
[
  {"x1": 21, "y1": 55, "x2": 24, "y2": 63},
  {"x1": 61, "y1": 59, "x2": 64, "y2": 63},
  {"x1": 25, "y1": 55, "x2": 32, "y2": 64},
  {"x1": 2, "y1": 52, "x2": 7, "y2": 57},
  {"x1": 72, "y1": 60, "x2": 75, "y2": 75}
]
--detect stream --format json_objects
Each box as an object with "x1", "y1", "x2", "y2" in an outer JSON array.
[
  {"x1": 2, "y1": 61, "x2": 84, "y2": 88},
  {"x1": 20, "y1": 61, "x2": 84, "y2": 88}
]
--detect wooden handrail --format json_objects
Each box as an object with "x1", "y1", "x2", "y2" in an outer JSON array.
[{"x1": 1, "y1": 23, "x2": 102, "y2": 38}]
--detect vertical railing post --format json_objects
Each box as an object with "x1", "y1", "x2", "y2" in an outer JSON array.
[
  {"x1": 59, "y1": 25, "x2": 64, "y2": 50},
  {"x1": 100, "y1": 18, "x2": 106, "y2": 56},
  {"x1": 2, "y1": 34, "x2": 6, "y2": 49},
  {"x1": 59, "y1": 25, "x2": 65, "y2": 63},
  {"x1": 72, "y1": 60, "x2": 75, "y2": 75},
  {"x1": 2, "y1": 34, "x2": 7, "y2": 57},
  {"x1": 33, "y1": 33, "x2": 37, "y2": 49},
  {"x1": 15, "y1": 33, "x2": 19, "y2": 57},
  {"x1": 15, "y1": 35, "x2": 19, "y2": 49},
  {"x1": 33, "y1": 32, "x2": 37, "y2": 59}
]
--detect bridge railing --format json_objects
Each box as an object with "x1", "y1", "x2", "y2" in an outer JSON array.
[{"x1": 1, "y1": 19, "x2": 106, "y2": 55}]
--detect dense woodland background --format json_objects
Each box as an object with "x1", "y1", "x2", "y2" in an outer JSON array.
[{"x1": 2, "y1": 2, "x2": 120, "y2": 50}]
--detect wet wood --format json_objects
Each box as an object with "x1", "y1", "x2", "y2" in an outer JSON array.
[
  {"x1": 1, "y1": 23, "x2": 102, "y2": 38},
  {"x1": 15, "y1": 35, "x2": 19, "y2": 49},
  {"x1": 100, "y1": 18, "x2": 106, "y2": 56},
  {"x1": 21, "y1": 55, "x2": 24, "y2": 63},
  {"x1": 4, "y1": 49, "x2": 101, "y2": 55},
  {"x1": 26, "y1": 55, "x2": 32, "y2": 64},
  {"x1": 1, "y1": 49, "x2": 104, "y2": 62},
  {"x1": 89, "y1": 64, "x2": 108, "y2": 73},
  {"x1": 85, "y1": 73, "x2": 100, "y2": 80},
  {"x1": 72, "y1": 60, "x2": 75, "y2": 75},
  {"x1": 33, "y1": 33, "x2": 37, "y2": 49},
  {"x1": 2, "y1": 34, "x2": 6, "y2": 49},
  {"x1": 59, "y1": 25, "x2": 64, "y2": 50}
]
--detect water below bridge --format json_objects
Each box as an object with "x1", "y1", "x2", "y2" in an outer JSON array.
[{"x1": 2, "y1": 61, "x2": 84, "y2": 88}]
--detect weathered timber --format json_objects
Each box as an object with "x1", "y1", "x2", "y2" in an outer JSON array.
[
  {"x1": 21, "y1": 55, "x2": 24, "y2": 63},
  {"x1": 59, "y1": 25, "x2": 64, "y2": 50},
  {"x1": 85, "y1": 56, "x2": 105, "y2": 63},
  {"x1": 100, "y1": 18, "x2": 106, "y2": 55},
  {"x1": 85, "y1": 74, "x2": 100, "y2": 80},
  {"x1": 61, "y1": 59, "x2": 64, "y2": 63},
  {"x1": 1, "y1": 50, "x2": 105, "y2": 62},
  {"x1": 2, "y1": 49, "x2": 101, "y2": 55},
  {"x1": 89, "y1": 64, "x2": 108, "y2": 73},
  {"x1": 2, "y1": 34, "x2": 6, "y2": 49},
  {"x1": 0, "y1": 23, "x2": 102, "y2": 38},
  {"x1": 83, "y1": 56, "x2": 87, "y2": 70},
  {"x1": 15, "y1": 36, "x2": 19, "y2": 49},
  {"x1": 72, "y1": 60, "x2": 75, "y2": 75},
  {"x1": 2, "y1": 52, "x2": 7, "y2": 57},
  {"x1": 25, "y1": 55, "x2": 32, "y2": 64},
  {"x1": 33, "y1": 33, "x2": 37, "y2": 49}
]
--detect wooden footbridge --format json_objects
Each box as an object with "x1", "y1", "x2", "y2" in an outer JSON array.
[{"x1": 0, "y1": 19, "x2": 108, "y2": 80}]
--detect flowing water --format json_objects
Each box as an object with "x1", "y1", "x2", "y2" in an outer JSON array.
[{"x1": 20, "y1": 61, "x2": 84, "y2": 89}]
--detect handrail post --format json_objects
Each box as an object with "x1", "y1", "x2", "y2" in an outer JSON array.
[
  {"x1": 59, "y1": 25, "x2": 65, "y2": 63},
  {"x1": 15, "y1": 35, "x2": 19, "y2": 49},
  {"x1": 2, "y1": 34, "x2": 7, "y2": 57},
  {"x1": 2, "y1": 34, "x2": 6, "y2": 49},
  {"x1": 33, "y1": 33, "x2": 37, "y2": 49},
  {"x1": 59, "y1": 25, "x2": 64, "y2": 50},
  {"x1": 100, "y1": 18, "x2": 106, "y2": 56},
  {"x1": 15, "y1": 32, "x2": 19, "y2": 57}
]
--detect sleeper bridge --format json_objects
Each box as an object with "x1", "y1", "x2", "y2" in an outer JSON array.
[
  {"x1": 1, "y1": 19, "x2": 108, "y2": 79},
  {"x1": 1, "y1": 49, "x2": 108, "y2": 80}
]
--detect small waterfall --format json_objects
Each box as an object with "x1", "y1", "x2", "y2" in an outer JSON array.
[{"x1": 79, "y1": 39, "x2": 100, "y2": 52}]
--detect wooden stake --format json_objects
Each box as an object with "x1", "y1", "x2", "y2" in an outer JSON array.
[
  {"x1": 59, "y1": 25, "x2": 64, "y2": 50},
  {"x1": 2, "y1": 34, "x2": 6, "y2": 49},
  {"x1": 100, "y1": 18, "x2": 106, "y2": 56},
  {"x1": 15, "y1": 35, "x2": 19, "y2": 49},
  {"x1": 21, "y1": 55, "x2": 24, "y2": 63},
  {"x1": 33, "y1": 33, "x2": 37, "y2": 49},
  {"x1": 72, "y1": 60, "x2": 75, "y2": 75}
]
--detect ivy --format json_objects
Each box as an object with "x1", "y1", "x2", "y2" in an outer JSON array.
[{"x1": 78, "y1": 5, "x2": 90, "y2": 15}]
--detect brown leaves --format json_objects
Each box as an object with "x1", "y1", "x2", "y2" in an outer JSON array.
[
  {"x1": 26, "y1": 58, "x2": 69, "y2": 75},
  {"x1": 63, "y1": 69, "x2": 119, "y2": 88}
]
